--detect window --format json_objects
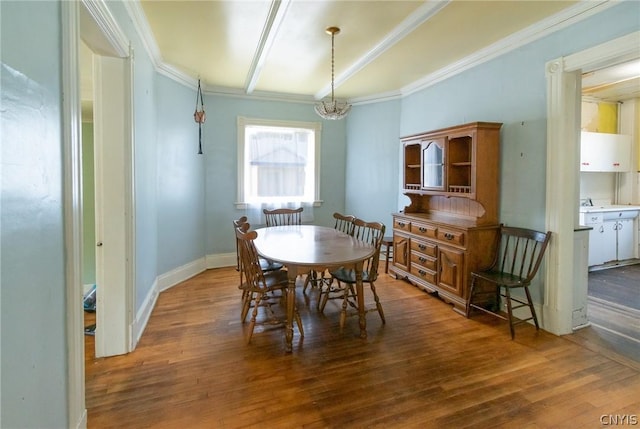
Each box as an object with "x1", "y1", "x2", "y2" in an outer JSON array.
[{"x1": 237, "y1": 117, "x2": 322, "y2": 208}]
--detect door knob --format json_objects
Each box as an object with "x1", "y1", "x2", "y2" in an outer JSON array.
[{"x1": 97, "y1": 241, "x2": 103, "y2": 247}]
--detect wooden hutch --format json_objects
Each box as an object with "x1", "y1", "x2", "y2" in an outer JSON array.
[{"x1": 390, "y1": 122, "x2": 502, "y2": 314}]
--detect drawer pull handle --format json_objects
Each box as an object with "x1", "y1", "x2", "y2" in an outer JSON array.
[
  {"x1": 418, "y1": 269, "x2": 426, "y2": 276},
  {"x1": 419, "y1": 257, "x2": 427, "y2": 263},
  {"x1": 418, "y1": 244, "x2": 427, "y2": 250},
  {"x1": 444, "y1": 233, "x2": 454, "y2": 240},
  {"x1": 419, "y1": 227, "x2": 427, "y2": 233},
  {"x1": 398, "y1": 222, "x2": 406, "y2": 227}
]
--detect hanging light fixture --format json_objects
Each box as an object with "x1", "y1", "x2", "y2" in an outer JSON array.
[{"x1": 315, "y1": 26, "x2": 351, "y2": 120}]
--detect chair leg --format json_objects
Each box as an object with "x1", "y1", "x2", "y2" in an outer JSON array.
[
  {"x1": 317, "y1": 279, "x2": 332, "y2": 313},
  {"x1": 504, "y1": 287, "x2": 515, "y2": 340},
  {"x1": 339, "y1": 284, "x2": 349, "y2": 330},
  {"x1": 294, "y1": 309, "x2": 304, "y2": 338},
  {"x1": 466, "y1": 277, "x2": 477, "y2": 317},
  {"x1": 369, "y1": 281, "x2": 385, "y2": 324},
  {"x1": 523, "y1": 286, "x2": 539, "y2": 330},
  {"x1": 241, "y1": 290, "x2": 253, "y2": 322},
  {"x1": 247, "y1": 292, "x2": 262, "y2": 344}
]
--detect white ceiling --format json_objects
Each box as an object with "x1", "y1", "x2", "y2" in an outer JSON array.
[{"x1": 80, "y1": 0, "x2": 639, "y2": 109}]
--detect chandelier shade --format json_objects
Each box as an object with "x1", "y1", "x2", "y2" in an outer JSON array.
[
  {"x1": 314, "y1": 99, "x2": 351, "y2": 120},
  {"x1": 315, "y1": 26, "x2": 351, "y2": 120}
]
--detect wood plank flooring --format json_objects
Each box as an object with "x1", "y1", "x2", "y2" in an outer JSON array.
[
  {"x1": 85, "y1": 268, "x2": 640, "y2": 428},
  {"x1": 588, "y1": 263, "x2": 640, "y2": 311}
]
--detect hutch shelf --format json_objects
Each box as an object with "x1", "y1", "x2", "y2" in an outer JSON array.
[{"x1": 390, "y1": 121, "x2": 502, "y2": 314}]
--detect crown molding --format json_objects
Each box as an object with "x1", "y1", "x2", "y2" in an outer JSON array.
[
  {"x1": 81, "y1": 0, "x2": 129, "y2": 57},
  {"x1": 125, "y1": 0, "x2": 619, "y2": 106},
  {"x1": 401, "y1": 0, "x2": 616, "y2": 97},
  {"x1": 123, "y1": 0, "x2": 162, "y2": 69}
]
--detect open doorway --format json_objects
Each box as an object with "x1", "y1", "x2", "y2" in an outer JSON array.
[
  {"x1": 544, "y1": 31, "x2": 639, "y2": 337},
  {"x1": 61, "y1": 2, "x2": 135, "y2": 426},
  {"x1": 579, "y1": 60, "x2": 640, "y2": 345},
  {"x1": 79, "y1": 1, "x2": 134, "y2": 359}
]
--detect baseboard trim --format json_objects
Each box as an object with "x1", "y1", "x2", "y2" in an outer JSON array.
[
  {"x1": 158, "y1": 257, "x2": 207, "y2": 292},
  {"x1": 132, "y1": 277, "x2": 158, "y2": 349},
  {"x1": 206, "y1": 252, "x2": 236, "y2": 269}
]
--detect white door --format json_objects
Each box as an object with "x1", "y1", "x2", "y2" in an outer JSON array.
[{"x1": 93, "y1": 54, "x2": 133, "y2": 358}]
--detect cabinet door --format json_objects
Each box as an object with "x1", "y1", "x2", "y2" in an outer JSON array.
[
  {"x1": 421, "y1": 139, "x2": 445, "y2": 190},
  {"x1": 588, "y1": 224, "x2": 607, "y2": 266},
  {"x1": 616, "y1": 219, "x2": 635, "y2": 260},
  {"x1": 438, "y1": 246, "x2": 464, "y2": 296},
  {"x1": 601, "y1": 221, "x2": 618, "y2": 264},
  {"x1": 580, "y1": 132, "x2": 632, "y2": 172},
  {"x1": 393, "y1": 234, "x2": 410, "y2": 272}
]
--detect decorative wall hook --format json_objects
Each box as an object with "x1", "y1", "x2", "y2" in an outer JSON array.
[{"x1": 194, "y1": 78, "x2": 206, "y2": 154}]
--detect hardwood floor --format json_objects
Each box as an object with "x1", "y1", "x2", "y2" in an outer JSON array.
[
  {"x1": 587, "y1": 263, "x2": 640, "y2": 349},
  {"x1": 85, "y1": 267, "x2": 640, "y2": 428},
  {"x1": 588, "y1": 263, "x2": 640, "y2": 311}
]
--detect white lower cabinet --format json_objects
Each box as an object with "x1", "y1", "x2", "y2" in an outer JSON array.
[{"x1": 582, "y1": 211, "x2": 639, "y2": 266}]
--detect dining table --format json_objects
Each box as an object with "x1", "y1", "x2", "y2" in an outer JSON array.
[{"x1": 253, "y1": 224, "x2": 375, "y2": 352}]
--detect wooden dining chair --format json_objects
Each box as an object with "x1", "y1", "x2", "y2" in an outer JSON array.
[
  {"x1": 235, "y1": 225, "x2": 304, "y2": 343},
  {"x1": 304, "y1": 212, "x2": 356, "y2": 294},
  {"x1": 320, "y1": 218, "x2": 386, "y2": 329},
  {"x1": 465, "y1": 226, "x2": 551, "y2": 339},
  {"x1": 263, "y1": 207, "x2": 303, "y2": 226},
  {"x1": 233, "y1": 217, "x2": 283, "y2": 299}
]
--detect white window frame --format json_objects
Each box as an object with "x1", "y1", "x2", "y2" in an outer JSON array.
[{"x1": 236, "y1": 116, "x2": 322, "y2": 209}]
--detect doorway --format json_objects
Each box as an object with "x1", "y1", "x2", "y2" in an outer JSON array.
[
  {"x1": 62, "y1": 1, "x2": 135, "y2": 426},
  {"x1": 544, "y1": 31, "x2": 640, "y2": 337},
  {"x1": 545, "y1": 31, "x2": 640, "y2": 343}
]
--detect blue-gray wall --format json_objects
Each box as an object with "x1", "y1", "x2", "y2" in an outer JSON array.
[
  {"x1": 203, "y1": 95, "x2": 348, "y2": 257},
  {"x1": 156, "y1": 74, "x2": 206, "y2": 275},
  {"x1": 1, "y1": 1, "x2": 68, "y2": 427},
  {"x1": 346, "y1": 99, "x2": 401, "y2": 232}
]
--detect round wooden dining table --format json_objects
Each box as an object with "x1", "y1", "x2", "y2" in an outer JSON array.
[{"x1": 253, "y1": 225, "x2": 375, "y2": 352}]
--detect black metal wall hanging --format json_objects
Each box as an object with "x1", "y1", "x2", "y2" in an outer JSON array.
[{"x1": 193, "y1": 78, "x2": 206, "y2": 154}]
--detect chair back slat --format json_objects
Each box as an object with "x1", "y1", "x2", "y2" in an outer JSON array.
[
  {"x1": 352, "y1": 218, "x2": 386, "y2": 281},
  {"x1": 263, "y1": 207, "x2": 303, "y2": 226},
  {"x1": 496, "y1": 226, "x2": 551, "y2": 283},
  {"x1": 235, "y1": 226, "x2": 269, "y2": 292},
  {"x1": 333, "y1": 212, "x2": 355, "y2": 235},
  {"x1": 233, "y1": 216, "x2": 248, "y2": 271}
]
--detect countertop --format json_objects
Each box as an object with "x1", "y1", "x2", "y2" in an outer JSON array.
[{"x1": 579, "y1": 204, "x2": 640, "y2": 213}]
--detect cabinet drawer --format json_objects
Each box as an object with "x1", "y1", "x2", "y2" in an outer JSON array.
[
  {"x1": 410, "y1": 222, "x2": 437, "y2": 239},
  {"x1": 411, "y1": 240, "x2": 437, "y2": 257},
  {"x1": 411, "y1": 252, "x2": 437, "y2": 271},
  {"x1": 413, "y1": 266, "x2": 437, "y2": 284},
  {"x1": 394, "y1": 218, "x2": 411, "y2": 232},
  {"x1": 583, "y1": 213, "x2": 603, "y2": 225},
  {"x1": 437, "y1": 228, "x2": 465, "y2": 246}
]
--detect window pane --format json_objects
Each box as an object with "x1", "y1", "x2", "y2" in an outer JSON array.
[{"x1": 245, "y1": 125, "x2": 314, "y2": 202}]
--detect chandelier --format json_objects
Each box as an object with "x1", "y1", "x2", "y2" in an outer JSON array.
[{"x1": 315, "y1": 26, "x2": 351, "y2": 120}]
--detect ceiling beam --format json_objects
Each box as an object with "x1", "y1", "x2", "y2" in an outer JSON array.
[{"x1": 244, "y1": 0, "x2": 291, "y2": 94}]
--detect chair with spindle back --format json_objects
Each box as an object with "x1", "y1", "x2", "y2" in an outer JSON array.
[
  {"x1": 235, "y1": 225, "x2": 304, "y2": 343},
  {"x1": 304, "y1": 212, "x2": 356, "y2": 294},
  {"x1": 465, "y1": 225, "x2": 551, "y2": 339},
  {"x1": 263, "y1": 207, "x2": 303, "y2": 227},
  {"x1": 233, "y1": 216, "x2": 283, "y2": 295},
  {"x1": 320, "y1": 218, "x2": 386, "y2": 329}
]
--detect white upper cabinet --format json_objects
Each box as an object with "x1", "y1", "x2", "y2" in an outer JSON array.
[{"x1": 580, "y1": 131, "x2": 632, "y2": 172}]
